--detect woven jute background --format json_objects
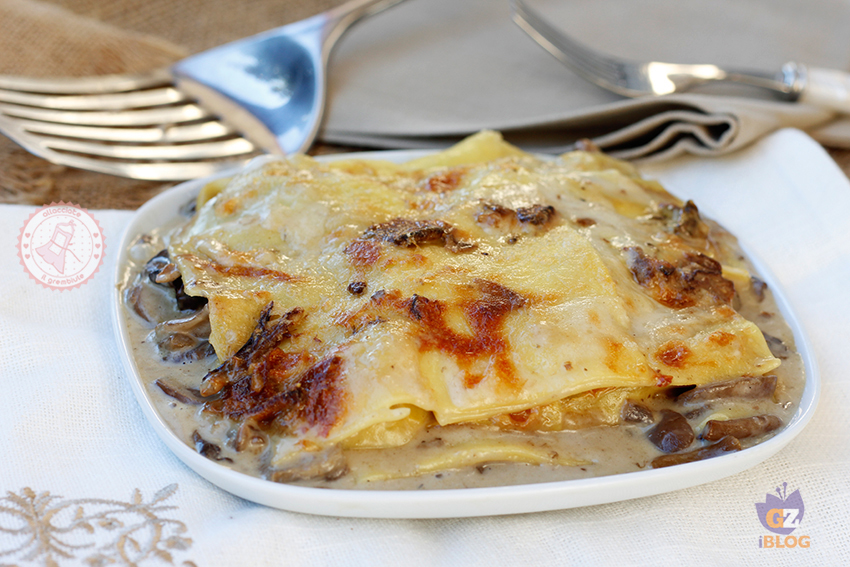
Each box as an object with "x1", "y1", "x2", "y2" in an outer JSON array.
[{"x1": 0, "y1": 0, "x2": 348, "y2": 209}]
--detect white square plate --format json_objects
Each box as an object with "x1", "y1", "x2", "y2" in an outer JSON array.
[{"x1": 112, "y1": 129, "x2": 822, "y2": 518}]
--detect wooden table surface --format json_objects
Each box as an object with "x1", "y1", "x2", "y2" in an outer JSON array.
[
  {"x1": 2, "y1": 141, "x2": 849, "y2": 211},
  {"x1": 827, "y1": 147, "x2": 850, "y2": 177}
]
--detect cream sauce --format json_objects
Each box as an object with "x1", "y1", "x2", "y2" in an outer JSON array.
[{"x1": 121, "y1": 220, "x2": 805, "y2": 491}]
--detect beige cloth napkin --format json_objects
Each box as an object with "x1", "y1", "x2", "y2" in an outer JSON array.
[
  {"x1": 2, "y1": 0, "x2": 850, "y2": 205},
  {"x1": 324, "y1": 0, "x2": 850, "y2": 157},
  {"x1": 2, "y1": 128, "x2": 849, "y2": 565}
]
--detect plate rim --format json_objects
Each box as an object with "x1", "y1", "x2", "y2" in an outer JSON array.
[{"x1": 111, "y1": 150, "x2": 821, "y2": 519}]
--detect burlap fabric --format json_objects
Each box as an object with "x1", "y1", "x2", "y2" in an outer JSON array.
[{"x1": 0, "y1": 0, "x2": 348, "y2": 208}]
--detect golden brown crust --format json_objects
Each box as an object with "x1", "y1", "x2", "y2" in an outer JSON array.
[
  {"x1": 362, "y1": 218, "x2": 475, "y2": 253},
  {"x1": 625, "y1": 246, "x2": 735, "y2": 308}
]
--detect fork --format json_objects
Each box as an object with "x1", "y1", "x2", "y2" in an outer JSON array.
[
  {"x1": 511, "y1": 0, "x2": 850, "y2": 114},
  {"x1": 0, "y1": 0, "x2": 404, "y2": 181}
]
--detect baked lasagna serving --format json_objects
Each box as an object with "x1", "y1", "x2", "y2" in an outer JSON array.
[{"x1": 122, "y1": 131, "x2": 805, "y2": 489}]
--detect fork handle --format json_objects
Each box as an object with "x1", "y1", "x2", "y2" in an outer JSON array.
[{"x1": 800, "y1": 67, "x2": 850, "y2": 114}]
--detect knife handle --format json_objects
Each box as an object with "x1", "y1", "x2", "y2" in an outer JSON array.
[{"x1": 800, "y1": 67, "x2": 850, "y2": 114}]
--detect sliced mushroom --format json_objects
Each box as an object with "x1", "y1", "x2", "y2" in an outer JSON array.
[
  {"x1": 362, "y1": 218, "x2": 475, "y2": 253},
  {"x1": 144, "y1": 249, "x2": 207, "y2": 311},
  {"x1": 762, "y1": 333, "x2": 791, "y2": 360},
  {"x1": 266, "y1": 446, "x2": 348, "y2": 483},
  {"x1": 625, "y1": 246, "x2": 734, "y2": 309},
  {"x1": 192, "y1": 431, "x2": 233, "y2": 463},
  {"x1": 347, "y1": 281, "x2": 367, "y2": 295},
  {"x1": 673, "y1": 200, "x2": 709, "y2": 239},
  {"x1": 153, "y1": 261, "x2": 181, "y2": 284},
  {"x1": 234, "y1": 420, "x2": 269, "y2": 454},
  {"x1": 702, "y1": 415, "x2": 782, "y2": 441},
  {"x1": 621, "y1": 400, "x2": 654, "y2": 424},
  {"x1": 475, "y1": 202, "x2": 556, "y2": 230},
  {"x1": 651, "y1": 436, "x2": 742, "y2": 468},
  {"x1": 155, "y1": 378, "x2": 206, "y2": 405},
  {"x1": 125, "y1": 283, "x2": 157, "y2": 323},
  {"x1": 475, "y1": 202, "x2": 515, "y2": 228},
  {"x1": 152, "y1": 305, "x2": 214, "y2": 363},
  {"x1": 652, "y1": 201, "x2": 709, "y2": 239},
  {"x1": 751, "y1": 276, "x2": 768, "y2": 302},
  {"x1": 125, "y1": 274, "x2": 189, "y2": 325},
  {"x1": 647, "y1": 410, "x2": 695, "y2": 453},
  {"x1": 515, "y1": 204, "x2": 555, "y2": 226},
  {"x1": 677, "y1": 375, "x2": 777, "y2": 404}
]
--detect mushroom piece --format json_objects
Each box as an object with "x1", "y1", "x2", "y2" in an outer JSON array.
[
  {"x1": 515, "y1": 204, "x2": 556, "y2": 226},
  {"x1": 154, "y1": 378, "x2": 206, "y2": 405},
  {"x1": 672, "y1": 200, "x2": 709, "y2": 239},
  {"x1": 651, "y1": 436, "x2": 742, "y2": 468},
  {"x1": 126, "y1": 250, "x2": 207, "y2": 324},
  {"x1": 234, "y1": 420, "x2": 269, "y2": 454},
  {"x1": 362, "y1": 218, "x2": 475, "y2": 253},
  {"x1": 192, "y1": 430, "x2": 233, "y2": 463},
  {"x1": 762, "y1": 333, "x2": 791, "y2": 360},
  {"x1": 701, "y1": 415, "x2": 782, "y2": 441},
  {"x1": 621, "y1": 400, "x2": 654, "y2": 424},
  {"x1": 677, "y1": 375, "x2": 777, "y2": 404},
  {"x1": 266, "y1": 446, "x2": 348, "y2": 483},
  {"x1": 152, "y1": 304, "x2": 214, "y2": 363},
  {"x1": 144, "y1": 249, "x2": 207, "y2": 311},
  {"x1": 125, "y1": 282, "x2": 161, "y2": 324},
  {"x1": 647, "y1": 409, "x2": 695, "y2": 453},
  {"x1": 126, "y1": 275, "x2": 191, "y2": 325}
]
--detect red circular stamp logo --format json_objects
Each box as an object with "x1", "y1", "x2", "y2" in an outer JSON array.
[{"x1": 17, "y1": 202, "x2": 105, "y2": 291}]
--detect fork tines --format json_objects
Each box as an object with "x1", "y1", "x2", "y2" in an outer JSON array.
[
  {"x1": 0, "y1": 70, "x2": 257, "y2": 181},
  {"x1": 511, "y1": 0, "x2": 633, "y2": 97}
]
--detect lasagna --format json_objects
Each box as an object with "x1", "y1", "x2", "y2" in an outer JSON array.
[{"x1": 123, "y1": 131, "x2": 804, "y2": 488}]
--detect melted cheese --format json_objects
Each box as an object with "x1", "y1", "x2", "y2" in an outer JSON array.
[{"x1": 168, "y1": 131, "x2": 779, "y2": 469}]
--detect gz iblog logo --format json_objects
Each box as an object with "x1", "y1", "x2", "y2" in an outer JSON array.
[{"x1": 756, "y1": 482, "x2": 811, "y2": 549}]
